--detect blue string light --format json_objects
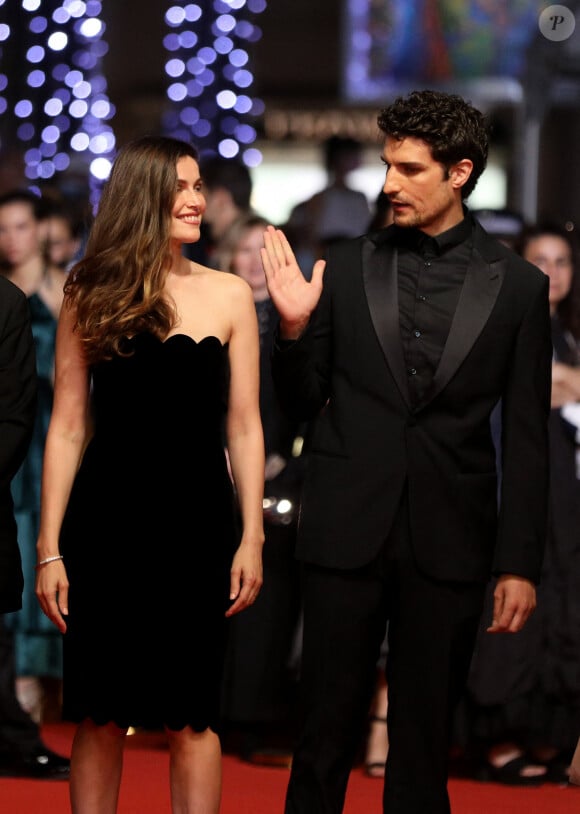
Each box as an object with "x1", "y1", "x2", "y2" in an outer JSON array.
[
  {"x1": 0, "y1": 0, "x2": 116, "y2": 208},
  {"x1": 162, "y1": 0, "x2": 267, "y2": 168}
]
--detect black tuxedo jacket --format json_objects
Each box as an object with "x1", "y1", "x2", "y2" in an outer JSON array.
[
  {"x1": 272, "y1": 219, "x2": 552, "y2": 584},
  {"x1": 0, "y1": 276, "x2": 36, "y2": 613}
]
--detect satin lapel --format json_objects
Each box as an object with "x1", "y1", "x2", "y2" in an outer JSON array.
[
  {"x1": 362, "y1": 237, "x2": 411, "y2": 408},
  {"x1": 421, "y1": 249, "x2": 506, "y2": 407}
]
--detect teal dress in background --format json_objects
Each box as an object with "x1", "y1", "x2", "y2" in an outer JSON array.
[{"x1": 6, "y1": 293, "x2": 62, "y2": 678}]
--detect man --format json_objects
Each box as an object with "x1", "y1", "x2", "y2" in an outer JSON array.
[
  {"x1": 0, "y1": 274, "x2": 69, "y2": 779},
  {"x1": 261, "y1": 90, "x2": 552, "y2": 813}
]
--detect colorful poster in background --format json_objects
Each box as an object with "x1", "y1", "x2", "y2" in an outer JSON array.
[{"x1": 343, "y1": 0, "x2": 545, "y2": 101}]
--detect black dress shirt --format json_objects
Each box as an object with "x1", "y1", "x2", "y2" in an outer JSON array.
[{"x1": 395, "y1": 216, "x2": 474, "y2": 405}]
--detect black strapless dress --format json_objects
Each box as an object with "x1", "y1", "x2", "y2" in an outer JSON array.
[{"x1": 60, "y1": 334, "x2": 237, "y2": 731}]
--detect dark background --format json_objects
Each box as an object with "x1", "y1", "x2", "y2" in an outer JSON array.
[
  {"x1": 2, "y1": 2, "x2": 579, "y2": 227},
  {"x1": 102, "y1": 0, "x2": 343, "y2": 144},
  {"x1": 100, "y1": 1, "x2": 580, "y2": 228}
]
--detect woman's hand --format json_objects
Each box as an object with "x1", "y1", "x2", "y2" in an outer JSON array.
[
  {"x1": 261, "y1": 225, "x2": 325, "y2": 339},
  {"x1": 226, "y1": 536, "x2": 264, "y2": 617},
  {"x1": 35, "y1": 560, "x2": 69, "y2": 633}
]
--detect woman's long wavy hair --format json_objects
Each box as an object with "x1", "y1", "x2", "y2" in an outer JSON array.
[{"x1": 65, "y1": 135, "x2": 199, "y2": 363}]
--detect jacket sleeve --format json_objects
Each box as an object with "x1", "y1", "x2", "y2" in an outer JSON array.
[
  {"x1": 494, "y1": 273, "x2": 552, "y2": 582},
  {"x1": 0, "y1": 283, "x2": 37, "y2": 492},
  {"x1": 271, "y1": 263, "x2": 334, "y2": 422}
]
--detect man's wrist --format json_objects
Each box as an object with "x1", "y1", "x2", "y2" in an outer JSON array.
[{"x1": 279, "y1": 319, "x2": 309, "y2": 341}]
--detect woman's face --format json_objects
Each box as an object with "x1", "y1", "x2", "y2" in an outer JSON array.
[
  {"x1": 0, "y1": 201, "x2": 42, "y2": 267},
  {"x1": 523, "y1": 234, "x2": 574, "y2": 311},
  {"x1": 232, "y1": 224, "x2": 268, "y2": 301},
  {"x1": 170, "y1": 156, "x2": 206, "y2": 245}
]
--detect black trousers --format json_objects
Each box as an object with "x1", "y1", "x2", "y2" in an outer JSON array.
[
  {"x1": 0, "y1": 616, "x2": 43, "y2": 758},
  {"x1": 284, "y1": 495, "x2": 486, "y2": 814}
]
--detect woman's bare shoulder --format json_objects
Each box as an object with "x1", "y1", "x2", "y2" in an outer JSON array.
[{"x1": 197, "y1": 265, "x2": 252, "y2": 299}]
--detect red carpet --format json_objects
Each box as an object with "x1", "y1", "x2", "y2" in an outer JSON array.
[{"x1": 0, "y1": 724, "x2": 578, "y2": 813}]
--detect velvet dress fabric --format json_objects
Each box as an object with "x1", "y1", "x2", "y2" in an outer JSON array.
[{"x1": 60, "y1": 333, "x2": 237, "y2": 731}]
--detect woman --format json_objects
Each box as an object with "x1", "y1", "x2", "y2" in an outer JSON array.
[
  {"x1": 0, "y1": 190, "x2": 68, "y2": 722},
  {"x1": 217, "y1": 214, "x2": 305, "y2": 765},
  {"x1": 35, "y1": 136, "x2": 265, "y2": 813},
  {"x1": 463, "y1": 222, "x2": 580, "y2": 785}
]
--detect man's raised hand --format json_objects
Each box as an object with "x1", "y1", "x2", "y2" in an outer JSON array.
[{"x1": 261, "y1": 225, "x2": 325, "y2": 339}]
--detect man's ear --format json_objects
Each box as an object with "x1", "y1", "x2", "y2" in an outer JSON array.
[{"x1": 450, "y1": 159, "x2": 473, "y2": 191}]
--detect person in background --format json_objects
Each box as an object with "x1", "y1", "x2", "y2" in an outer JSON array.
[
  {"x1": 217, "y1": 213, "x2": 306, "y2": 767},
  {"x1": 261, "y1": 89, "x2": 552, "y2": 814},
  {"x1": 43, "y1": 201, "x2": 84, "y2": 272},
  {"x1": 0, "y1": 190, "x2": 68, "y2": 724},
  {"x1": 183, "y1": 154, "x2": 254, "y2": 267},
  {"x1": 285, "y1": 135, "x2": 371, "y2": 274},
  {"x1": 461, "y1": 222, "x2": 580, "y2": 786},
  {"x1": 0, "y1": 273, "x2": 69, "y2": 779},
  {"x1": 34, "y1": 135, "x2": 264, "y2": 814}
]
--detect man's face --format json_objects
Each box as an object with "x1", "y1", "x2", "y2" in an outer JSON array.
[
  {"x1": 0, "y1": 202, "x2": 40, "y2": 266},
  {"x1": 381, "y1": 136, "x2": 469, "y2": 236}
]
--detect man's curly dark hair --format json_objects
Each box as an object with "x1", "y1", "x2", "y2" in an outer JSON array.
[{"x1": 377, "y1": 90, "x2": 490, "y2": 200}]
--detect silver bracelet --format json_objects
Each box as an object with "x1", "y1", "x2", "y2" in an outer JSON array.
[{"x1": 35, "y1": 554, "x2": 64, "y2": 570}]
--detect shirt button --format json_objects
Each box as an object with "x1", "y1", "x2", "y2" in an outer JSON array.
[
  {"x1": 414, "y1": 330, "x2": 421, "y2": 338},
  {"x1": 408, "y1": 367, "x2": 417, "y2": 376},
  {"x1": 417, "y1": 294, "x2": 427, "y2": 301},
  {"x1": 424, "y1": 261, "x2": 431, "y2": 267}
]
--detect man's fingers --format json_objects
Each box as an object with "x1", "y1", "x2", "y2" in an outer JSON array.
[
  {"x1": 262, "y1": 226, "x2": 287, "y2": 280},
  {"x1": 311, "y1": 259, "x2": 326, "y2": 288},
  {"x1": 487, "y1": 593, "x2": 535, "y2": 634},
  {"x1": 278, "y1": 229, "x2": 296, "y2": 263},
  {"x1": 260, "y1": 247, "x2": 273, "y2": 280},
  {"x1": 263, "y1": 225, "x2": 285, "y2": 266}
]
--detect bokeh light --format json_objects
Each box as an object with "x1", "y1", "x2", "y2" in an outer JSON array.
[
  {"x1": 162, "y1": 0, "x2": 266, "y2": 166},
  {"x1": 1, "y1": 1, "x2": 268, "y2": 206},
  {"x1": 0, "y1": 1, "x2": 116, "y2": 209}
]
